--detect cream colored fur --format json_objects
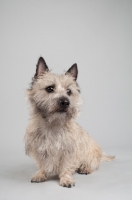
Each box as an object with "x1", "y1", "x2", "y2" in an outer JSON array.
[{"x1": 25, "y1": 61, "x2": 114, "y2": 188}]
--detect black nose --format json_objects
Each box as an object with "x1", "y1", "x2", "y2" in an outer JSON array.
[{"x1": 59, "y1": 97, "x2": 70, "y2": 109}]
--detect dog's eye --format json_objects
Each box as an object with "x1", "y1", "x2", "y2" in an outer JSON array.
[
  {"x1": 67, "y1": 89, "x2": 72, "y2": 96},
  {"x1": 45, "y1": 86, "x2": 54, "y2": 93}
]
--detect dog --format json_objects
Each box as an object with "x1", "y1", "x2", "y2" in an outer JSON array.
[{"x1": 25, "y1": 57, "x2": 114, "y2": 188}]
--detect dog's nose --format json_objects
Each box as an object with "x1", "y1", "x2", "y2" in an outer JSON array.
[{"x1": 59, "y1": 98, "x2": 70, "y2": 109}]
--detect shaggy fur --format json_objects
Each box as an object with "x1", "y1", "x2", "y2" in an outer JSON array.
[{"x1": 25, "y1": 57, "x2": 114, "y2": 188}]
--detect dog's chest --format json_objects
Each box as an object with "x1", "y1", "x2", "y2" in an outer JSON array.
[{"x1": 36, "y1": 126, "x2": 74, "y2": 158}]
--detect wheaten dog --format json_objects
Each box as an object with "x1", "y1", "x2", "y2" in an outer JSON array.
[{"x1": 25, "y1": 57, "x2": 114, "y2": 188}]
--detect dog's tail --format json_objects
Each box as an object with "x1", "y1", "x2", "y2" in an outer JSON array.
[{"x1": 101, "y1": 152, "x2": 115, "y2": 162}]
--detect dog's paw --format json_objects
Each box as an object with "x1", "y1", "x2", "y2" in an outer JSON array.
[
  {"x1": 31, "y1": 173, "x2": 47, "y2": 183},
  {"x1": 77, "y1": 166, "x2": 92, "y2": 175},
  {"x1": 60, "y1": 178, "x2": 75, "y2": 188}
]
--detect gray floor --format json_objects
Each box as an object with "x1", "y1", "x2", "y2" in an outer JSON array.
[{"x1": 0, "y1": 147, "x2": 132, "y2": 200}]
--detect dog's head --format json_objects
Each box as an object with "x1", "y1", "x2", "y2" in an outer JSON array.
[{"x1": 27, "y1": 57, "x2": 82, "y2": 122}]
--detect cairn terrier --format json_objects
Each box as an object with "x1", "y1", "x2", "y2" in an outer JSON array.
[{"x1": 25, "y1": 57, "x2": 114, "y2": 188}]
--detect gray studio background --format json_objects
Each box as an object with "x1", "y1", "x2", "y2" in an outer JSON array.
[{"x1": 0, "y1": 0, "x2": 132, "y2": 200}]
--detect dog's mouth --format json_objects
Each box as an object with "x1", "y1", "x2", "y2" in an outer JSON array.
[
  {"x1": 47, "y1": 108, "x2": 68, "y2": 115},
  {"x1": 57, "y1": 109, "x2": 67, "y2": 113},
  {"x1": 55, "y1": 108, "x2": 68, "y2": 113}
]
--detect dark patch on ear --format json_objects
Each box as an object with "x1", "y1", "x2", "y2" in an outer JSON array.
[
  {"x1": 34, "y1": 57, "x2": 49, "y2": 78},
  {"x1": 66, "y1": 63, "x2": 78, "y2": 80}
]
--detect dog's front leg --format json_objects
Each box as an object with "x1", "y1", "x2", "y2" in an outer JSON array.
[
  {"x1": 31, "y1": 161, "x2": 47, "y2": 183},
  {"x1": 31, "y1": 167, "x2": 47, "y2": 183},
  {"x1": 59, "y1": 159, "x2": 75, "y2": 188},
  {"x1": 59, "y1": 171, "x2": 75, "y2": 188}
]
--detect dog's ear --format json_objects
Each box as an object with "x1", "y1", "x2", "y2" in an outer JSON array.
[
  {"x1": 34, "y1": 57, "x2": 49, "y2": 78},
  {"x1": 66, "y1": 63, "x2": 78, "y2": 80}
]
